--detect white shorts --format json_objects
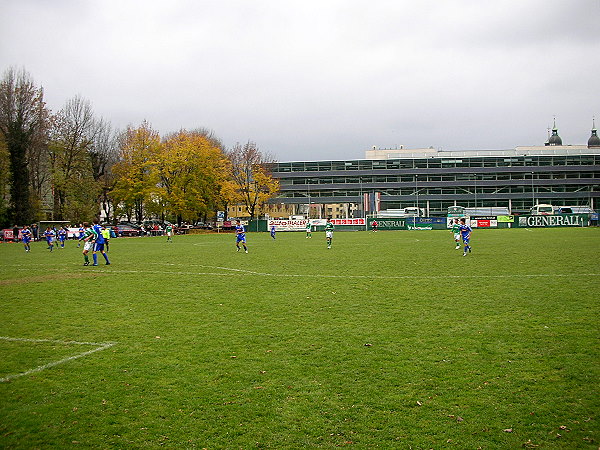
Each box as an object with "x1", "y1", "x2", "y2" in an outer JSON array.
[
  {"x1": 84, "y1": 241, "x2": 93, "y2": 251},
  {"x1": 326, "y1": 231, "x2": 333, "y2": 239},
  {"x1": 454, "y1": 233, "x2": 460, "y2": 240},
  {"x1": 167, "y1": 231, "x2": 172, "y2": 237}
]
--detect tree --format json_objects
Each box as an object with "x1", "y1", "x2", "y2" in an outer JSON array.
[
  {"x1": 111, "y1": 121, "x2": 161, "y2": 223},
  {"x1": 158, "y1": 130, "x2": 229, "y2": 224},
  {"x1": 227, "y1": 141, "x2": 279, "y2": 220},
  {"x1": 0, "y1": 67, "x2": 48, "y2": 225},
  {"x1": 49, "y1": 96, "x2": 98, "y2": 222},
  {"x1": 0, "y1": 137, "x2": 11, "y2": 225},
  {"x1": 89, "y1": 119, "x2": 119, "y2": 222}
]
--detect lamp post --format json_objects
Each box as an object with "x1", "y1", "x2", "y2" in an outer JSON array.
[
  {"x1": 415, "y1": 174, "x2": 419, "y2": 212},
  {"x1": 474, "y1": 174, "x2": 477, "y2": 209},
  {"x1": 359, "y1": 177, "x2": 363, "y2": 218},
  {"x1": 531, "y1": 172, "x2": 535, "y2": 209},
  {"x1": 307, "y1": 182, "x2": 311, "y2": 219}
]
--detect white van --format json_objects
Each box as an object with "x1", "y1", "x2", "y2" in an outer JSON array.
[
  {"x1": 403, "y1": 207, "x2": 425, "y2": 217},
  {"x1": 529, "y1": 204, "x2": 554, "y2": 215}
]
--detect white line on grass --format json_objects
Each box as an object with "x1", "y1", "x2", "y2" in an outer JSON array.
[
  {"x1": 92, "y1": 266, "x2": 600, "y2": 280},
  {"x1": 0, "y1": 337, "x2": 117, "y2": 383}
]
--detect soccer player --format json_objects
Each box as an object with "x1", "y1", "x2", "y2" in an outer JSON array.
[
  {"x1": 165, "y1": 223, "x2": 173, "y2": 242},
  {"x1": 325, "y1": 218, "x2": 334, "y2": 249},
  {"x1": 44, "y1": 227, "x2": 55, "y2": 251},
  {"x1": 79, "y1": 222, "x2": 95, "y2": 266},
  {"x1": 77, "y1": 224, "x2": 85, "y2": 247},
  {"x1": 58, "y1": 226, "x2": 67, "y2": 248},
  {"x1": 459, "y1": 218, "x2": 472, "y2": 256},
  {"x1": 451, "y1": 218, "x2": 461, "y2": 249},
  {"x1": 92, "y1": 219, "x2": 111, "y2": 265},
  {"x1": 372, "y1": 220, "x2": 378, "y2": 232},
  {"x1": 21, "y1": 225, "x2": 32, "y2": 252},
  {"x1": 306, "y1": 220, "x2": 312, "y2": 238},
  {"x1": 235, "y1": 219, "x2": 248, "y2": 253},
  {"x1": 270, "y1": 224, "x2": 276, "y2": 240}
]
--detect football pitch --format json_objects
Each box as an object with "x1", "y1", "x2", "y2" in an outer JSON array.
[{"x1": 1, "y1": 228, "x2": 599, "y2": 448}]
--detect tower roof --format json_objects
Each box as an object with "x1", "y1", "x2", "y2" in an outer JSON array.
[
  {"x1": 589, "y1": 118, "x2": 600, "y2": 148},
  {"x1": 547, "y1": 118, "x2": 562, "y2": 146}
]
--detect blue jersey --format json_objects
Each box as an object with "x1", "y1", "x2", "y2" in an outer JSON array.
[
  {"x1": 22, "y1": 229, "x2": 32, "y2": 242},
  {"x1": 78, "y1": 227, "x2": 85, "y2": 238},
  {"x1": 58, "y1": 229, "x2": 67, "y2": 240},
  {"x1": 459, "y1": 224, "x2": 471, "y2": 236},
  {"x1": 93, "y1": 224, "x2": 105, "y2": 244},
  {"x1": 270, "y1": 226, "x2": 276, "y2": 235},
  {"x1": 235, "y1": 224, "x2": 246, "y2": 242},
  {"x1": 44, "y1": 230, "x2": 55, "y2": 241}
]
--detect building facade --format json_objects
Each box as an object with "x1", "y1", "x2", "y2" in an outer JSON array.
[{"x1": 269, "y1": 124, "x2": 600, "y2": 217}]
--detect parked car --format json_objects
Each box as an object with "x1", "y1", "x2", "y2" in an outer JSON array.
[{"x1": 118, "y1": 225, "x2": 140, "y2": 237}]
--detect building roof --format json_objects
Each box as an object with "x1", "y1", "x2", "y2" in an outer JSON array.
[{"x1": 588, "y1": 119, "x2": 600, "y2": 148}]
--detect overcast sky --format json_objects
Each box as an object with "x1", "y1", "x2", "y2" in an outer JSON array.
[{"x1": 1, "y1": 0, "x2": 599, "y2": 161}]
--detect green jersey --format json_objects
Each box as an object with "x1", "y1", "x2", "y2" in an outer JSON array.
[
  {"x1": 82, "y1": 228, "x2": 95, "y2": 241},
  {"x1": 325, "y1": 222, "x2": 334, "y2": 232},
  {"x1": 306, "y1": 222, "x2": 311, "y2": 231},
  {"x1": 451, "y1": 224, "x2": 460, "y2": 234},
  {"x1": 166, "y1": 225, "x2": 173, "y2": 233}
]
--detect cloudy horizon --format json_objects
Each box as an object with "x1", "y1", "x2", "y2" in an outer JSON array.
[{"x1": 1, "y1": 0, "x2": 599, "y2": 161}]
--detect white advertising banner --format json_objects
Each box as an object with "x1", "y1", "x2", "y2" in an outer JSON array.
[{"x1": 268, "y1": 219, "x2": 308, "y2": 231}]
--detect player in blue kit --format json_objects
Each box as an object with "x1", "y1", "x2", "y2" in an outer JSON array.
[
  {"x1": 92, "y1": 219, "x2": 111, "y2": 265},
  {"x1": 77, "y1": 224, "x2": 85, "y2": 247},
  {"x1": 459, "y1": 218, "x2": 472, "y2": 256},
  {"x1": 235, "y1": 220, "x2": 248, "y2": 253},
  {"x1": 21, "y1": 225, "x2": 32, "y2": 252},
  {"x1": 270, "y1": 225, "x2": 276, "y2": 240},
  {"x1": 44, "y1": 227, "x2": 55, "y2": 251},
  {"x1": 58, "y1": 227, "x2": 67, "y2": 248}
]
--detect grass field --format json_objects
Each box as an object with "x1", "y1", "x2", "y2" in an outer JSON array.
[{"x1": 1, "y1": 228, "x2": 599, "y2": 448}]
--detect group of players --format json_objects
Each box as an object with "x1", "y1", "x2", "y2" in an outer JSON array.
[
  {"x1": 451, "y1": 218, "x2": 473, "y2": 256},
  {"x1": 19, "y1": 220, "x2": 111, "y2": 266},
  {"x1": 19, "y1": 217, "x2": 472, "y2": 260}
]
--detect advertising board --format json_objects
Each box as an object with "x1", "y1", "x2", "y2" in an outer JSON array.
[
  {"x1": 518, "y1": 214, "x2": 586, "y2": 227},
  {"x1": 470, "y1": 216, "x2": 498, "y2": 228}
]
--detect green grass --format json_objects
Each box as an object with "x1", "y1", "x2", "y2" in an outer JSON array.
[{"x1": 0, "y1": 228, "x2": 599, "y2": 448}]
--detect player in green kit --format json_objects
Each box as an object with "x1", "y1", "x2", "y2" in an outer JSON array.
[
  {"x1": 306, "y1": 220, "x2": 312, "y2": 238},
  {"x1": 325, "y1": 218, "x2": 334, "y2": 249},
  {"x1": 79, "y1": 222, "x2": 95, "y2": 266},
  {"x1": 166, "y1": 224, "x2": 173, "y2": 242},
  {"x1": 451, "y1": 218, "x2": 461, "y2": 249}
]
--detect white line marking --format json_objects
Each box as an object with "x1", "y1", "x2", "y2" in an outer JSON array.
[
  {"x1": 88, "y1": 267, "x2": 600, "y2": 280},
  {"x1": 0, "y1": 336, "x2": 117, "y2": 383}
]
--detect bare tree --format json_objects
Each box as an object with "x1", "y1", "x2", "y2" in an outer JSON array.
[
  {"x1": 0, "y1": 67, "x2": 48, "y2": 225},
  {"x1": 227, "y1": 141, "x2": 279, "y2": 221},
  {"x1": 49, "y1": 95, "x2": 97, "y2": 220},
  {"x1": 89, "y1": 119, "x2": 119, "y2": 221}
]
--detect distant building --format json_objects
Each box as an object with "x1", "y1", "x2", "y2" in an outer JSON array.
[{"x1": 268, "y1": 120, "x2": 600, "y2": 216}]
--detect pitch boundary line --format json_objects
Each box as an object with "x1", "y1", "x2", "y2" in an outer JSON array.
[
  {"x1": 92, "y1": 266, "x2": 600, "y2": 280},
  {"x1": 0, "y1": 337, "x2": 117, "y2": 383}
]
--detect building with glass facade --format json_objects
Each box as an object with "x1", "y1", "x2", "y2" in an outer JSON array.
[{"x1": 269, "y1": 124, "x2": 600, "y2": 217}]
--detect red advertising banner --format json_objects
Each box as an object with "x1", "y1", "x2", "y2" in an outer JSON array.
[{"x1": 331, "y1": 218, "x2": 365, "y2": 226}]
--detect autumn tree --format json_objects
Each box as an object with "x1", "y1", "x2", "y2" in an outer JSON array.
[
  {"x1": 227, "y1": 141, "x2": 279, "y2": 220},
  {"x1": 111, "y1": 121, "x2": 161, "y2": 223},
  {"x1": 0, "y1": 67, "x2": 48, "y2": 225},
  {"x1": 157, "y1": 130, "x2": 229, "y2": 224}
]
